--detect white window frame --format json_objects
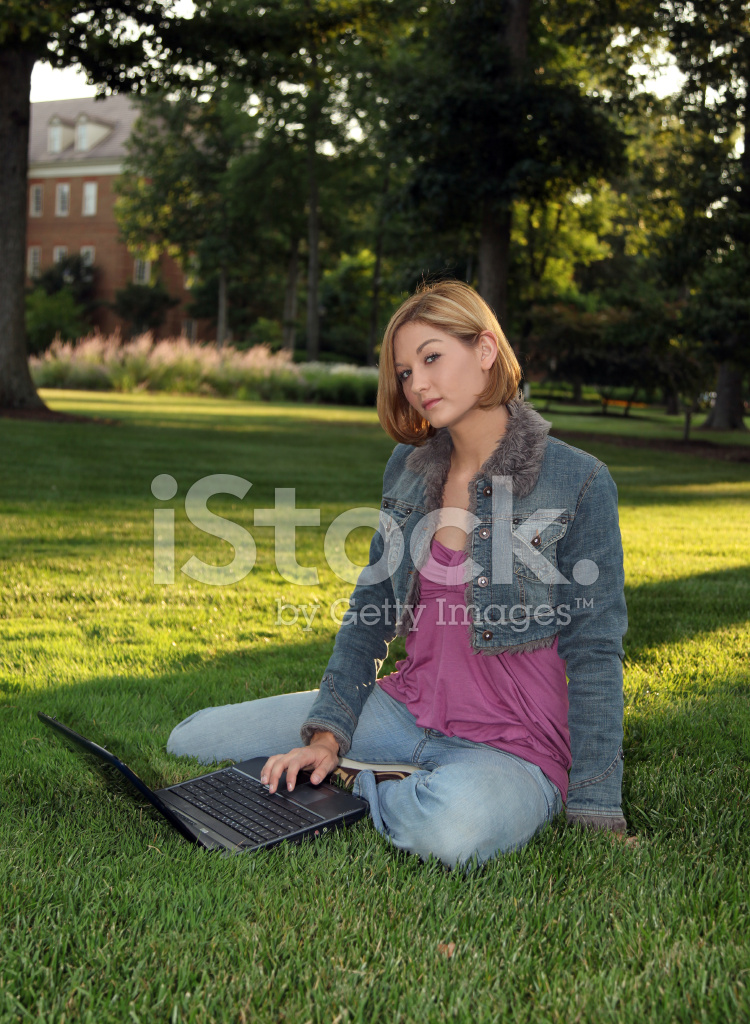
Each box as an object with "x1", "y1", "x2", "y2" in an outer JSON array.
[
  {"x1": 80, "y1": 246, "x2": 96, "y2": 267},
  {"x1": 48, "y1": 124, "x2": 62, "y2": 154},
  {"x1": 53, "y1": 245, "x2": 68, "y2": 264},
  {"x1": 76, "y1": 118, "x2": 88, "y2": 152},
  {"x1": 27, "y1": 246, "x2": 42, "y2": 279},
  {"x1": 82, "y1": 181, "x2": 98, "y2": 216},
  {"x1": 29, "y1": 184, "x2": 43, "y2": 217},
  {"x1": 133, "y1": 259, "x2": 152, "y2": 285},
  {"x1": 55, "y1": 183, "x2": 70, "y2": 217}
]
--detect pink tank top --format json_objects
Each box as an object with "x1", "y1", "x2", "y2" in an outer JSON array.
[{"x1": 378, "y1": 537, "x2": 571, "y2": 799}]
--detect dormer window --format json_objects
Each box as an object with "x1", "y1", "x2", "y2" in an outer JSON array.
[
  {"x1": 47, "y1": 116, "x2": 74, "y2": 154},
  {"x1": 76, "y1": 116, "x2": 88, "y2": 152},
  {"x1": 49, "y1": 122, "x2": 62, "y2": 154}
]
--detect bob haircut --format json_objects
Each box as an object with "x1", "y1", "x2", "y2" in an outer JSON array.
[{"x1": 377, "y1": 279, "x2": 522, "y2": 445}]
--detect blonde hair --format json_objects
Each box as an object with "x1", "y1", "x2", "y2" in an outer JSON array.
[{"x1": 377, "y1": 280, "x2": 521, "y2": 445}]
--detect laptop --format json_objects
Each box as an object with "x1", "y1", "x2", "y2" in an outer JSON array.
[{"x1": 38, "y1": 712, "x2": 369, "y2": 854}]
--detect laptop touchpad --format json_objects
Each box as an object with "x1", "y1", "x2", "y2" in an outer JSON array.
[{"x1": 291, "y1": 785, "x2": 339, "y2": 809}]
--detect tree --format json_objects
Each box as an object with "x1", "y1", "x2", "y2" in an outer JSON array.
[
  {"x1": 658, "y1": 0, "x2": 750, "y2": 429},
  {"x1": 115, "y1": 86, "x2": 268, "y2": 346},
  {"x1": 382, "y1": 0, "x2": 655, "y2": 332},
  {"x1": 112, "y1": 280, "x2": 179, "y2": 335},
  {"x1": 0, "y1": 0, "x2": 181, "y2": 409}
]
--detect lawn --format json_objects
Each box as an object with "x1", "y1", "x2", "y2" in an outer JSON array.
[{"x1": 1, "y1": 390, "x2": 748, "y2": 1023}]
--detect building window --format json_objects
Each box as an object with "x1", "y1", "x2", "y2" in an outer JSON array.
[
  {"x1": 53, "y1": 246, "x2": 68, "y2": 264},
  {"x1": 80, "y1": 246, "x2": 96, "y2": 267},
  {"x1": 76, "y1": 117, "x2": 88, "y2": 152},
  {"x1": 82, "y1": 182, "x2": 98, "y2": 216},
  {"x1": 133, "y1": 259, "x2": 151, "y2": 285},
  {"x1": 55, "y1": 183, "x2": 70, "y2": 217},
  {"x1": 49, "y1": 123, "x2": 62, "y2": 154},
  {"x1": 29, "y1": 184, "x2": 43, "y2": 217},
  {"x1": 27, "y1": 246, "x2": 42, "y2": 279}
]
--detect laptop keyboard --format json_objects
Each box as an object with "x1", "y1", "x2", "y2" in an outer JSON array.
[{"x1": 173, "y1": 767, "x2": 324, "y2": 844}]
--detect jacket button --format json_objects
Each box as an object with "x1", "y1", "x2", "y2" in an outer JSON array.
[
  {"x1": 482, "y1": 630, "x2": 493, "y2": 641},
  {"x1": 531, "y1": 535, "x2": 541, "y2": 547},
  {"x1": 477, "y1": 576, "x2": 489, "y2": 587},
  {"x1": 482, "y1": 486, "x2": 492, "y2": 496},
  {"x1": 479, "y1": 527, "x2": 490, "y2": 539}
]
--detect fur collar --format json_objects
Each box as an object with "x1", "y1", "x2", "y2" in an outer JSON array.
[
  {"x1": 395, "y1": 396, "x2": 554, "y2": 653},
  {"x1": 404, "y1": 395, "x2": 551, "y2": 512}
]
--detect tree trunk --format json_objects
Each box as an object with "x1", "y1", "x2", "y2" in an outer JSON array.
[
  {"x1": 623, "y1": 384, "x2": 639, "y2": 417},
  {"x1": 663, "y1": 386, "x2": 680, "y2": 416},
  {"x1": 478, "y1": 202, "x2": 511, "y2": 331},
  {"x1": 0, "y1": 49, "x2": 46, "y2": 410},
  {"x1": 701, "y1": 360, "x2": 747, "y2": 431},
  {"x1": 216, "y1": 266, "x2": 227, "y2": 348},
  {"x1": 282, "y1": 237, "x2": 299, "y2": 353},
  {"x1": 366, "y1": 164, "x2": 390, "y2": 368},
  {"x1": 306, "y1": 128, "x2": 320, "y2": 362},
  {"x1": 476, "y1": 0, "x2": 530, "y2": 337}
]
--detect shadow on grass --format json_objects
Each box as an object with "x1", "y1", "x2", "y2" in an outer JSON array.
[{"x1": 624, "y1": 565, "x2": 750, "y2": 657}]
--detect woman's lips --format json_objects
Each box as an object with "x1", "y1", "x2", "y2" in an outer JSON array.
[{"x1": 423, "y1": 398, "x2": 442, "y2": 410}]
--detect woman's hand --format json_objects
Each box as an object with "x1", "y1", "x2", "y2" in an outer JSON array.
[{"x1": 260, "y1": 731, "x2": 340, "y2": 794}]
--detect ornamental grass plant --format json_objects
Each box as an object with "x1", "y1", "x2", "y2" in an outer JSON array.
[{"x1": 30, "y1": 333, "x2": 379, "y2": 406}]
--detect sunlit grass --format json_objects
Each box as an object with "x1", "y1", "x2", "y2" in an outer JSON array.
[{"x1": 1, "y1": 392, "x2": 748, "y2": 1023}]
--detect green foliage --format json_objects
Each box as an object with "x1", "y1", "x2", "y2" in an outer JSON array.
[
  {"x1": 112, "y1": 281, "x2": 179, "y2": 336},
  {"x1": 319, "y1": 250, "x2": 376, "y2": 361},
  {"x1": 242, "y1": 318, "x2": 284, "y2": 352},
  {"x1": 24, "y1": 287, "x2": 87, "y2": 354},
  {"x1": 34, "y1": 253, "x2": 97, "y2": 307}
]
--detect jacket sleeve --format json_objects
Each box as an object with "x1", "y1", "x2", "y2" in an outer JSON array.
[
  {"x1": 556, "y1": 463, "x2": 629, "y2": 832},
  {"x1": 299, "y1": 449, "x2": 403, "y2": 755}
]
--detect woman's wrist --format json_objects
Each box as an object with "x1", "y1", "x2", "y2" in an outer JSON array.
[{"x1": 309, "y1": 730, "x2": 340, "y2": 755}]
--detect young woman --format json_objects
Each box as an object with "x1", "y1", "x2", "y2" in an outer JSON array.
[{"x1": 168, "y1": 281, "x2": 628, "y2": 869}]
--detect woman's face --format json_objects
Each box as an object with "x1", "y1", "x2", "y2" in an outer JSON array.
[{"x1": 393, "y1": 321, "x2": 496, "y2": 428}]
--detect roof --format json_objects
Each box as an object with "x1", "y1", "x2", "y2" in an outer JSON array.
[{"x1": 28, "y1": 95, "x2": 140, "y2": 166}]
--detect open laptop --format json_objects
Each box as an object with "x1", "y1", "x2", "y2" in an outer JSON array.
[{"x1": 38, "y1": 712, "x2": 369, "y2": 854}]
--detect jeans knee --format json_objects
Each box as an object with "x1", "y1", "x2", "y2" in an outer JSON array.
[
  {"x1": 166, "y1": 708, "x2": 212, "y2": 760},
  {"x1": 378, "y1": 764, "x2": 551, "y2": 869}
]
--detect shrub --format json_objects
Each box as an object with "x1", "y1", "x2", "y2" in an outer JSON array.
[
  {"x1": 25, "y1": 288, "x2": 88, "y2": 355},
  {"x1": 29, "y1": 334, "x2": 380, "y2": 406}
]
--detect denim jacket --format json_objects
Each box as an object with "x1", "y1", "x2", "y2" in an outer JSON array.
[{"x1": 301, "y1": 397, "x2": 628, "y2": 831}]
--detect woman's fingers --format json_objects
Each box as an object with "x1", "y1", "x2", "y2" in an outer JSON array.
[{"x1": 260, "y1": 745, "x2": 336, "y2": 794}]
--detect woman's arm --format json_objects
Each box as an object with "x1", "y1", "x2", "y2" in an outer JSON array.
[
  {"x1": 262, "y1": 447, "x2": 406, "y2": 792},
  {"x1": 556, "y1": 463, "x2": 629, "y2": 831}
]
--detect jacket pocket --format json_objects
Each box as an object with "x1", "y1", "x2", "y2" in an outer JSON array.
[
  {"x1": 512, "y1": 513, "x2": 569, "y2": 607},
  {"x1": 381, "y1": 499, "x2": 416, "y2": 579}
]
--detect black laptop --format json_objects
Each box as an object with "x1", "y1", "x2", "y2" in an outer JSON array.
[{"x1": 38, "y1": 713, "x2": 369, "y2": 854}]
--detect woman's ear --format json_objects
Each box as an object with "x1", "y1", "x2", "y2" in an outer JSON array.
[{"x1": 479, "y1": 331, "x2": 499, "y2": 370}]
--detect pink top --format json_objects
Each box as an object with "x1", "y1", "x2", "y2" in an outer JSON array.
[{"x1": 378, "y1": 537, "x2": 571, "y2": 800}]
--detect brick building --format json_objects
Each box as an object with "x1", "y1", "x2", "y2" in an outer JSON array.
[{"x1": 26, "y1": 95, "x2": 197, "y2": 338}]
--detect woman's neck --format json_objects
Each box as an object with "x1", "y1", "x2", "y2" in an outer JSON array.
[{"x1": 447, "y1": 404, "x2": 509, "y2": 478}]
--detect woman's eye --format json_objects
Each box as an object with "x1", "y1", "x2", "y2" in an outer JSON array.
[{"x1": 398, "y1": 353, "x2": 439, "y2": 383}]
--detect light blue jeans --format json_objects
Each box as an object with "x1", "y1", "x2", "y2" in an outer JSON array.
[{"x1": 167, "y1": 684, "x2": 562, "y2": 869}]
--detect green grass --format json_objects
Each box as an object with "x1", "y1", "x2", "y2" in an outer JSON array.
[
  {"x1": 1, "y1": 390, "x2": 749, "y2": 1023},
  {"x1": 537, "y1": 401, "x2": 750, "y2": 447}
]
